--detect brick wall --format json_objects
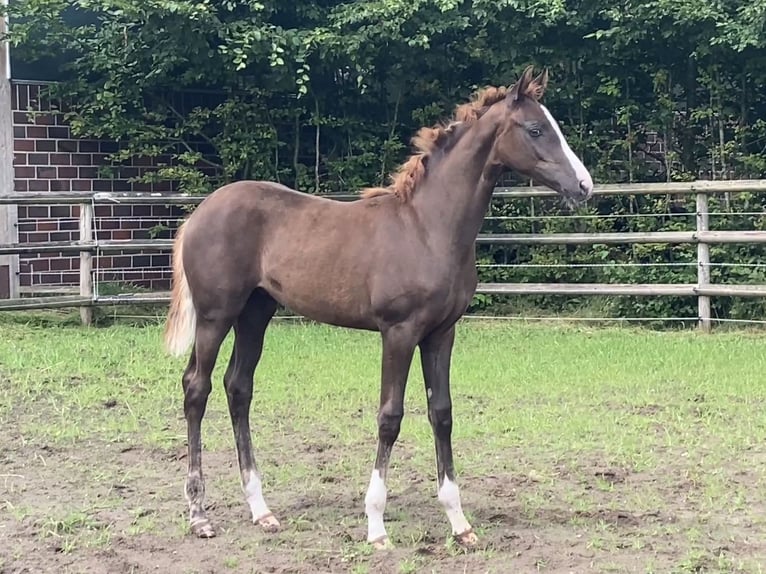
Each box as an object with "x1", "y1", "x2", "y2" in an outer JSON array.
[{"x1": 11, "y1": 81, "x2": 185, "y2": 294}]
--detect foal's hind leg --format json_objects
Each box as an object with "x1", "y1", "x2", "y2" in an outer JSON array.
[
  {"x1": 223, "y1": 292, "x2": 280, "y2": 532},
  {"x1": 183, "y1": 317, "x2": 231, "y2": 538},
  {"x1": 419, "y1": 325, "x2": 477, "y2": 546}
]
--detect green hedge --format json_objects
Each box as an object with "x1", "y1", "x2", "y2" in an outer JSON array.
[{"x1": 7, "y1": 0, "x2": 766, "y2": 321}]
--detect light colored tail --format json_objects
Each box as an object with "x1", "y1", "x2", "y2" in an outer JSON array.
[{"x1": 164, "y1": 223, "x2": 196, "y2": 357}]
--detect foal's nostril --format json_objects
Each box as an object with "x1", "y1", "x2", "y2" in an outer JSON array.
[{"x1": 579, "y1": 179, "x2": 593, "y2": 197}]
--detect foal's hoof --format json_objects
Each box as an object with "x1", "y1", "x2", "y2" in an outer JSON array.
[
  {"x1": 454, "y1": 528, "x2": 478, "y2": 547},
  {"x1": 370, "y1": 536, "x2": 393, "y2": 551},
  {"x1": 255, "y1": 512, "x2": 281, "y2": 533},
  {"x1": 191, "y1": 518, "x2": 216, "y2": 539}
]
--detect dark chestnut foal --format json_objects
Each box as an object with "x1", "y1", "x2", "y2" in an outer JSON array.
[{"x1": 164, "y1": 66, "x2": 593, "y2": 549}]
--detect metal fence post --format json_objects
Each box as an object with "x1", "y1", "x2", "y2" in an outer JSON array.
[
  {"x1": 696, "y1": 192, "x2": 711, "y2": 332},
  {"x1": 79, "y1": 200, "x2": 94, "y2": 325}
]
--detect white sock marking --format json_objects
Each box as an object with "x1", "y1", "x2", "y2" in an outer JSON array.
[
  {"x1": 438, "y1": 477, "x2": 472, "y2": 535},
  {"x1": 540, "y1": 105, "x2": 593, "y2": 194},
  {"x1": 364, "y1": 469, "x2": 388, "y2": 542},
  {"x1": 243, "y1": 471, "x2": 271, "y2": 522}
]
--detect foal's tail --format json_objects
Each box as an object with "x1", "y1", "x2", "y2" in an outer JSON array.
[{"x1": 164, "y1": 223, "x2": 197, "y2": 357}]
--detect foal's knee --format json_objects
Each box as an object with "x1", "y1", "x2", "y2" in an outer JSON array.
[
  {"x1": 429, "y1": 403, "x2": 452, "y2": 437},
  {"x1": 185, "y1": 473, "x2": 206, "y2": 501},
  {"x1": 377, "y1": 406, "x2": 404, "y2": 445}
]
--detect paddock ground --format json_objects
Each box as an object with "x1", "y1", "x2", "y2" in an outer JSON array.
[{"x1": 1, "y1": 315, "x2": 765, "y2": 573}]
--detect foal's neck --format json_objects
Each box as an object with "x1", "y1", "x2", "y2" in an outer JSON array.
[{"x1": 411, "y1": 105, "x2": 504, "y2": 253}]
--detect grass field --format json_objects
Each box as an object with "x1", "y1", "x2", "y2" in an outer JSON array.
[{"x1": 1, "y1": 313, "x2": 766, "y2": 573}]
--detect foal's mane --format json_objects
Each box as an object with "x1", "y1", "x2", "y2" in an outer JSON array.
[{"x1": 360, "y1": 86, "x2": 511, "y2": 202}]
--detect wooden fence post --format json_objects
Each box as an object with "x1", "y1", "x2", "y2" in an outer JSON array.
[
  {"x1": 0, "y1": 15, "x2": 18, "y2": 300},
  {"x1": 79, "y1": 200, "x2": 94, "y2": 325},
  {"x1": 696, "y1": 192, "x2": 711, "y2": 332}
]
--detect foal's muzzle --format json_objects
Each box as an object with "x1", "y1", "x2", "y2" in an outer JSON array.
[{"x1": 578, "y1": 178, "x2": 594, "y2": 199}]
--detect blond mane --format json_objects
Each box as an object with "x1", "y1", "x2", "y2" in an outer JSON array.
[{"x1": 360, "y1": 86, "x2": 511, "y2": 201}]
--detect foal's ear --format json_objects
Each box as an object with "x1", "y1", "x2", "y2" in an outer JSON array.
[
  {"x1": 507, "y1": 65, "x2": 535, "y2": 104},
  {"x1": 526, "y1": 68, "x2": 549, "y2": 101}
]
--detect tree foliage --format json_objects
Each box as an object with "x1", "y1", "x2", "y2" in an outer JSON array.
[{"x1": 5, "y1": 0, "x2": 766, "y2": 320}]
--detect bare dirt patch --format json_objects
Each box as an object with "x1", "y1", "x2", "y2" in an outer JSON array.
[{"x1": 3, "y1": 435, "x2": 765, "y2": 574}]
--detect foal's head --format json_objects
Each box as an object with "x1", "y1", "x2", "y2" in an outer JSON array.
[{"x1": 492, "y1": 66, "x2": 593, "y2": 205}]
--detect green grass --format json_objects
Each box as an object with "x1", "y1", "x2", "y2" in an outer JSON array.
[
  {"x1": 1, "y1": 314, "x2": 766, "y2": 572},
  {"x1": 36, "y1": 509, "x2": 113, "y2": 554}
]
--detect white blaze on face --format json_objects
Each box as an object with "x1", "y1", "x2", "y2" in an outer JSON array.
[
  {"x1": 364, "y1": 469, "x2": 388, "y2": 542},
  {"x1": 540, "y1": 105, "x2": 593, "y2": 195}
]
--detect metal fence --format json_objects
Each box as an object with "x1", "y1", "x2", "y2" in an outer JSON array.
[{"x1": 1, "y1": 179, "x2": 766, "y2": 330}]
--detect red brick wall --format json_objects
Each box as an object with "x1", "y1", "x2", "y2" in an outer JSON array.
[{"x1": 12, "y1": 81, "x2": 185, "y2": 293}]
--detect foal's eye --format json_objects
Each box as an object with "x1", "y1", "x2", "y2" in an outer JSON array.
[{"x1": 529, "y1": 128, "x2": 542, "y2": 138}]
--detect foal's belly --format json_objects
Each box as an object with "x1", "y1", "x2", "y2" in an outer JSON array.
[
  {"x1": 259, "y1": 253, "x2": 380, "y2": 331},
  {"x1": 271, "y1": 286, "x2": 380, "y2": 331}
]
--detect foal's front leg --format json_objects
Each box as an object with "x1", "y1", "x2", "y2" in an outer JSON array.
[
  {"x1": 419, "y1": 325, "x2": 477, "y2": 546},
  {"x1": 364, "y1": 324, "x2": 418, "y2": 549}
]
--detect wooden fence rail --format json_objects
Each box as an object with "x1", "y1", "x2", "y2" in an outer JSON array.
[{"x1": 1, "y1": 179, "x2": 766, "y2": 331}]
